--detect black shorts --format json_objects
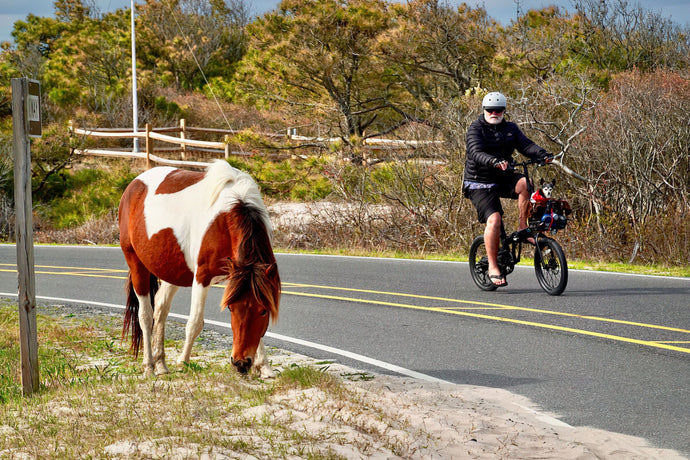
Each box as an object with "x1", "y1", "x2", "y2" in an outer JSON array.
[{"x1": 467, "y1": 173, "x2": 524, "y2": 223}]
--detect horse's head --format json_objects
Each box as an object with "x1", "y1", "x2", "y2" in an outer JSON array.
[{"x1": 222, "y1": 261, "x2": 280, "y2": 374}]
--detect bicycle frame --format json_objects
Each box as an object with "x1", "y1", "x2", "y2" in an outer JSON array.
[
  {"x1": 468, "y1": 155, "x2": 569, "y2": 295},
  {"x1": 496, "y1": 158, "x2": 543, "y2": 273}
]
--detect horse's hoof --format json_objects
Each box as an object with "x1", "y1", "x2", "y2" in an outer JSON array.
[
  {"x1": 143, "y1": 365, "x2": 155, "y2": 377},
  {"x1": 261, "y1": 369, "x2": 276, "y2": 380},
  {"x1": 259, "y1": 366, "x2": 276, "y2": 379}
]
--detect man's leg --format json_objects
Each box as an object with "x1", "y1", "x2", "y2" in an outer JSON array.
[
  {"x1": 515, "y1": 177, "x2": 531, "y2": 230},
  {"x1": 484, "y1": 211, "x2": 506, "y2": 285}
]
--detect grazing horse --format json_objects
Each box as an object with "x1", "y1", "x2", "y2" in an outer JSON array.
[{"x1": 118, "y1": 160, "x2": 281, "y2": 377}]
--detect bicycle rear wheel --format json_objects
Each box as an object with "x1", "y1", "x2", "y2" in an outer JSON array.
[
  {"x1": 534, "y1": 237, "x2": 568, "y2": 295},
  {"x1": 469, "y1": 235, "x2": 497, "y2": 291}
]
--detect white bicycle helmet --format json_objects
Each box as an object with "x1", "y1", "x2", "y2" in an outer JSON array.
[{"x1": 482, "y1": 92, "x2": 507, "y2": 110}]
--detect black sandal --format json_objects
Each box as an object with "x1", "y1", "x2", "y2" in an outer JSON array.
[{"x1": 490, "y1": 274, "x2": 508, "y2": 287}]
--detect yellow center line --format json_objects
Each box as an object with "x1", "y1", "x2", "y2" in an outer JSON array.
[
  {"x1": 284, "y1": 290, "x2": 690, "y2": 355},
  {"x1": 0, "y1": 263, "x2": 128, "y2": 273},
  {"x1": 43, "y1": 272, "x2": 127, "y2": 279},
  {"x1": 283, "y1": 282, "x2": 690, "y2": 334}
]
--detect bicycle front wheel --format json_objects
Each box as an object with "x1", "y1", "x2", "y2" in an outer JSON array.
[
  {"x1": 469, "y1": 235, "x2": 497, "y2": 291},
  {"x1": 534, "y1": 237, "x2": 568, "y2": 296}
]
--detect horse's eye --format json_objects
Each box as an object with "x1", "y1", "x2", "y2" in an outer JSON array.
[{"x1": 260, "y1": 309, "x2": 268, "y2": 317}]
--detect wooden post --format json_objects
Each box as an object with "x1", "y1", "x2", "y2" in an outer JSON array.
[
  {"x1": 180, "y1": 118, "x2": 187, "y2": 161},
  {"x1": 224, "y1": 134, "x2": 230, "y2": 159},
  {"x1": 11, "y1": 78, "x2": 40, "y2": 396},
  {"x1": 145, "y1": 123, "x2": 152, "y2": 169}
]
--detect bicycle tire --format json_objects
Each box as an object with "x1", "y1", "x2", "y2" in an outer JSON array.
[
  {"x1": 534, "y1": 237, "x2": 568, "y2": 295},
  {"x1": 469, "y1": 235, "x2": 497, "y2": 291}
]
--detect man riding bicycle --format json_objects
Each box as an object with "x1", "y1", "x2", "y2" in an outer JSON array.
[{"x1": 464, "y1": 92, "x2": 553, "y2": 287}]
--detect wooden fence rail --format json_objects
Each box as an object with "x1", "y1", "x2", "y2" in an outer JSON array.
[
  {"x1": 70, "y1": 119, "x2": 235, "y2": 169},
  {"x1": 70, "y1": 119, "x2": 444, "y2": 169}
]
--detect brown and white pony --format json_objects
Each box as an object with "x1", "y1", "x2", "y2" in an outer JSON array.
[{"x1": 118, "y1": 160, "x2": 280, "y2": 377}]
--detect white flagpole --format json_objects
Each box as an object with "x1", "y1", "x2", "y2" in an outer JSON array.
[{"x1": 131, "y1": 0, "x2": 139, "y2": 152}]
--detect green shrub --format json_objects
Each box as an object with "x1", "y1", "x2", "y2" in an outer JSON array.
[
  {"x1": 41, "y1": 167, "x2": 137, "y2": 229},
  {"x1": 154, "y1": 96, "x2": 183, "y2": 118},
  {"x1": 227, "y1": 156, "x2": 332, "y2": 201}
]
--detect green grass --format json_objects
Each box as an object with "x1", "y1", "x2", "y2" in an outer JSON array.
[
  {"x1": 276, "y1": 363, "x2": 343, "y2": 391},
  {"x1": 0, "y1": 301, "x2": 370, "y2": 459},
  {"x1": 0, "y1": 302, "x2": 135, "y2": 402}
]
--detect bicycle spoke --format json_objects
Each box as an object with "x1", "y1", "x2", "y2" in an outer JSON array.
[{"x1": 534, "y1": 236, "x2": 568, "y2": 296}]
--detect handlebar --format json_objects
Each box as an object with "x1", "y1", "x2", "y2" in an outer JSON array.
[{"x1": 509, "y1": 152, "x2": 563, "y2": 169}]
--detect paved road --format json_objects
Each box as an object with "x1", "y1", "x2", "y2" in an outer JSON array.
[{"x1": 1, "y1": 245, "x2": 688, "y2": 456}]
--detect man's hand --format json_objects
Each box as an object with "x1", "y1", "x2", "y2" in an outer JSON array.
[
  {"x1": 494, "y1": 159, "x2": 509, "y2": 171},
  {"x1": 539, "y1": 154, "x2": 555, "y2": 166}
]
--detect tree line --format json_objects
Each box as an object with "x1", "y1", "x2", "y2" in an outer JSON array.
[{"x1": 0, "y1": 0, "x2": 689, "y2": 265}]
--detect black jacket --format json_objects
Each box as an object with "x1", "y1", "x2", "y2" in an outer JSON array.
[{"x1": 464, "y1": 115, "x2": 547, "y2": 187}]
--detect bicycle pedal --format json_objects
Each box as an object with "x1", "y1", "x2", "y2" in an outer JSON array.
[{"x1": 513, "y1": 228, "x2": 532, "y2": 241}]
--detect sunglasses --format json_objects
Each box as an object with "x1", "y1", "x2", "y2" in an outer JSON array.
[{"x1": 484, "y1": 108, "x2": 505, "y2": 114}]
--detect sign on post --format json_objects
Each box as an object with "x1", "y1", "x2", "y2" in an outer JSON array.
[
  {"x1": 12, "y1": 78, "x2": 41, "y2": 395},
  {"x1": 27, "y1": 80, "x2": 42, "y2": 138}
]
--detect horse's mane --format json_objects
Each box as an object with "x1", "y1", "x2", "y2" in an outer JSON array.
[
  {"x1": 204, "y1": 160, "x2": 274, "y2": 243},
  {"x1": 205, "y1": 160, "x2": 240, "y2": 204},
  {"x1": 221, "y1": 201, "x2": 281, "y2": 321}
]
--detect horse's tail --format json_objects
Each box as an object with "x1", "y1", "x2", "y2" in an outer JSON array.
[{"x1": 122, "y1": 272, "x2": 159, "y2": 358}]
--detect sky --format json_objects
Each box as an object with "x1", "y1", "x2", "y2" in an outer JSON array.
[{"x1": 1, "y1": 0, "x2": 689, "y2": 44}]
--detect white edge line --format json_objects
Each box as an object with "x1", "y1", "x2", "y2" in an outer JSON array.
[
  {"x1": 513, "y1": 403, "x2": 573, "y2": 428},
  {"x1": 260, "y1": 330, "x2": 451, "y2": 384},
  {"x1": 0, "y1": 292, "x2": 450, "y2": 384}
]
